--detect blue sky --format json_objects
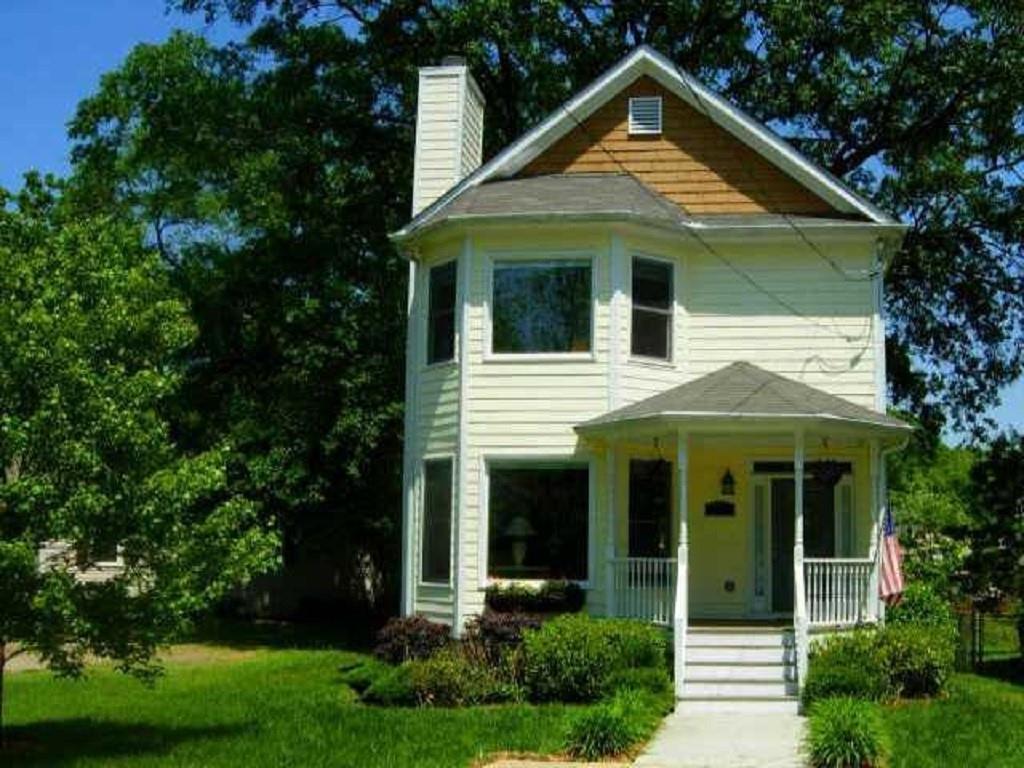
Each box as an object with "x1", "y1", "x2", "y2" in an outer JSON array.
[{"x1": 0, "y1": 0, "x2": 1020, "y2": 439}]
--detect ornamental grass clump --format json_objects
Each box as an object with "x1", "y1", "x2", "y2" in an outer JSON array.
[{"x1": 807, "y1": 697, "x2": 889, "y2": 768}]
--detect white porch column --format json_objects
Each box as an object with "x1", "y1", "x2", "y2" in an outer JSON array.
[
  {"x1": 793, "y1": 431, "x2": 809, "y2": 688},
  {"x1": 674, "y1": 429, "x2": 689, "y2": 699},
  {"x1": 868, "y1": 439, "x2": 882, "y2": 622},
  {"x1": 605, "y1": 441, "x2": 617, "y2": 618}
]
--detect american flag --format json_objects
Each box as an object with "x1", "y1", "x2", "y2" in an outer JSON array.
[{"x1": 879, "y1": 505, "x2": 904, "y2": 606}]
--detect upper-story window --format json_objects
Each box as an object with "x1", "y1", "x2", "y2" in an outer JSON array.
[
  {"x1": 427, "y1": 260, "x2": 457, "y2": 364},
  {"x1": 492, "y1": 260, "x2": 591, "y2": 354},
  {"x1": 631, "y1": 257, "x2": 673, "y2": 360}
]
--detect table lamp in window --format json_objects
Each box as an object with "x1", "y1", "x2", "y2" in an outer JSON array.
[{"x1": 504, "y1": 515, "x2": 537, "y2": 567}]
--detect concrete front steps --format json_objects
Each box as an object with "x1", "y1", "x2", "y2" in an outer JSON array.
[{"x1": 679, "y1": 626, "x2": 800, "y2": 714}]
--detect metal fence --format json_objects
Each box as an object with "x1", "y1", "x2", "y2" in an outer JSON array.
[{"x1": 956, "y1": 610, "x2": 1022, "y2": 669}]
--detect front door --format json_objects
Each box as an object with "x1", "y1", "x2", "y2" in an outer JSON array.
[{"x1": 770, "y1": 479, "x2": 795, "y2": 613}]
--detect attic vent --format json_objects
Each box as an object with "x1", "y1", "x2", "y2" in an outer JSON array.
[{"x1": 628, "y1": 96, "x2": 662, "y2": 135}]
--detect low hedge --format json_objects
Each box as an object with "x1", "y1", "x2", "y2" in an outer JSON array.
[
  {"x1": 362, "y1": 664, "x2": 416, "y2": 706},
  {"x1": 804, "y1": 622, "x2": 956, "y2": 706},
  {"x1": 806, "y1": 697, "x2": 888, "y2": 768},
  {"x1": 522, "y1": 614, "x2": 668, "y2": 702},
  {"x1": 406, "y1": 646, "x2": 515, "y2": 706}
]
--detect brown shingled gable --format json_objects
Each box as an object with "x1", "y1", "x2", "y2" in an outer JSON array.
[{"x1": 521, "y1": 76, "x2": 837, "y2": 217}]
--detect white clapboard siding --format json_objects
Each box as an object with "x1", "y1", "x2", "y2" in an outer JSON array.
[{"x1": 404, "y1": 225, "x2": 882, "y2": 628}]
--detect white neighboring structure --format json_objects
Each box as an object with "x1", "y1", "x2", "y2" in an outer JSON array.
[{"x1": 392, "y1": 46, "x2": 910, "y2": 712}]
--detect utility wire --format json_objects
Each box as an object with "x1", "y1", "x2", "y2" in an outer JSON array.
[{"x1": 556, "y1": 99, "x2": 871, "y2": 345}]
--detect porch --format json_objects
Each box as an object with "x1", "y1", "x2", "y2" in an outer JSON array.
[{"x1": 574, "y1": 362, "x2": 912, "y2": 699}]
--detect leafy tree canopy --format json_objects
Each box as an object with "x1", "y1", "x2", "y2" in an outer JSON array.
[
  {"x1": 164, "y1": 0, "x2": 1023, "y2": 437},
  {"x1": 62, "y1": 1, "x2": 1024, "y2": 610},
  {"x1": 0, "y1": 176, "x2": 278, "y2": 738}
]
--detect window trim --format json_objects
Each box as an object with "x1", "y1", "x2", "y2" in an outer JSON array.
[
  {"x1": 418, "y1": 453, "x2": 456, "y2": 588},
  {"x1": 478, "y1": 454, "x2": 596, "y2": 589},
  {"x1": 628, "y1": 253, "x2": 676, "y2": 364},
  {"x1": 425, "y1": 257, "x2": 458, "y2": 368},
  {"x1": 484, "y1": 250, "x2": 597, "y2": 362}
]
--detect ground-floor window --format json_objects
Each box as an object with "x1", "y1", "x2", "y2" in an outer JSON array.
[
  {"x1": 487, "y1": 464, "x2": 589, "y2": 580},
  {"x1": 421, "y1": 458, "x2": 453, "y2": 584}
]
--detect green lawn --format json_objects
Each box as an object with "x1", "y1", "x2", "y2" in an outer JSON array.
[
  {"x1": 885, "y1": 668, "x2": 1024, "y2": 767},
  {"x1": 4, "y1": 642, "x2": 594, "y2": 767}
]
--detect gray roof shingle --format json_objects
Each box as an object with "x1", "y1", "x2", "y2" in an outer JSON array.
[
  {"x1": 577, "y1": 362, "x2": 910, "y2": 432},
  {"x1": 416, "y1": 172, "x2": 686, "y2": 228}
]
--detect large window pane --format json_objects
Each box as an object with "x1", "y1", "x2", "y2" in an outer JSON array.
[
  {"x1": 628, "y1": 460, "x2": 672, "y2": 557},
  {"x1": 488, "y1": 466, "x2": 589, "y2": 580},
  {"x1": 492, "y1": 261, "x2": 591, "y2": 353},
  {"x1": 631, "y1": 257, "x2": 672, "y2": 360},
  {"x1": 421, "y1": 458, "x2": 453, "y2": 583},
  {"x1": 427, "y1": 261, "x2": 456, "y2": 364}
]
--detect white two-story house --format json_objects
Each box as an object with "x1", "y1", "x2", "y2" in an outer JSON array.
[{"x1": 391, "y1": 46, "x2": 911, "y2": 711}]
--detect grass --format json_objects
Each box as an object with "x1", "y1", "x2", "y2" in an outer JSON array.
[
  {"x1": 884, "y1": 669, "x2": 1024, "y2": 767},
  {"x1": 2, "y1": 624, "x2": 598, "y2": 768}
]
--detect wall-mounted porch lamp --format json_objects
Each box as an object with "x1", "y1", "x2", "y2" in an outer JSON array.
[{"x1": 720, "y1": 468, "x2": 735, "y2": 497}]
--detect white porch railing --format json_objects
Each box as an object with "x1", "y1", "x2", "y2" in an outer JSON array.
[
  {"x1": 805, "y1": 558, "x2": 874, "y2": 627},
  {"x1": 610, "y1": 557, "x2": 677, "y2": 626}
]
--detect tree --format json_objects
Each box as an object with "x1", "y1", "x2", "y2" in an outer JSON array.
[
  {"x1": 66, "y1": 2, "x2": 1024, "y2": 611},
  {"x1": 966, "y1": 431, "x2": 1024, "y2": 606},
  {"x1": 165, "y1": 1, "x2": 1024, "y2": 437},
  {"x1": 0, "y1": 178, "x2": 278, "y2": 745}
]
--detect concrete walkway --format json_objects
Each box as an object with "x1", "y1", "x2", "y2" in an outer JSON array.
[{"x1": 633, "y1": 711, "x2": 806, "y2": 768}]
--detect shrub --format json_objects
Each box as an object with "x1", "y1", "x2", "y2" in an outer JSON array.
[
  {"x1": 564, "y1": 689, "x2": 646, "y2": 760},
  {"x1": 484, "y1": 580, "x2": 585, "y2": 614},
  {"x1": 600, "y1": 619, "x2": 669, "y2": 669},
  {"x1": 888, "y1": 582, "x2": 956, "y2": 631},
  {"x1": 339, "y1": 658, "x2": 387, "y2": 694},
  {"x1": 604, "y1": 666, "x2": 672, "y2": 696},
  {"x1": 522, "y1": 615, "x2": 666, "y2": 702},
  {"x1": 523, "y1": 614, "x2": 615, "y2": 702},
  {"x1": 373, "y1": 616, "x2": 450, "y2": 664},
  {"x1": 807, "y1": 697, "x2": 888, "y2": 768},
  {"x1": 875, "y1": 623, "x2": 955, "y2": 698},
  {"x1": 803, "y1": 632, "x2": 890, "y2": 706},
  {"x1": 406, "y1": 647, "x2": 513, "y2": 706},
  {"x1": 361, "y1": 664, "x2": 416, "y2": 706},
  {"x1": 464, "y1": 610, "x2": 543, "y2": 664}
]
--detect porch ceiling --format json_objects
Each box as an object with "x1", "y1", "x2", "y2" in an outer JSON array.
[{"x1": 576, "y1": 362, "x2": 911, "y2": 442}]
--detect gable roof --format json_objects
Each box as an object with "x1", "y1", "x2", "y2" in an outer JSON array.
[
  {"x1": 576, "y1": 362, "x2": 911, "y2": 435},
  {"x1": 394, "y1": 46, "x2": 897, "y2": 241}
]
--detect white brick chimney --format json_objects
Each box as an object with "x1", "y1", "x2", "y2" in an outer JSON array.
[{"x1": 411, "y1": 56, "x2": 485, "y2": 216}]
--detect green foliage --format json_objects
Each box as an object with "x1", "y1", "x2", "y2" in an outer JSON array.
[
  {"x1": 0, "y1": 183, "x2": 277, "y2": 709},
  {"x1": 805, "y1": 622, "x2": 957, "y2": 705},
  {"x1": 875, "y1": 624, "x2": 956, "y2": 699},
  {"x1": 339, "y1": 658, "x2": 387, "y2": 694},
  {"x1": 564, "y1": 689, "x2": 647, "y2": 760},
  {"x1": 888, "y1": 583, "x2": 957, "y2": 633},
  {"x1": 967, "y1": 432, "x2": 1024, "y2": 604},
  {"x1": 599, "y1": 619, "x2": 669, "y2": 669},
  {"x1": 522, "y1": 615, "x2": 665, "y2": 702},
  {"x1": 807, "y1": 697, "x2": 889, "y2": 768},
  {"x1": 362, "y1": 664, "x2": 416, "y2": 706},
  {"x1": 523, "y1": 614, "x2": 616, "y2": 702},
  {"x1": 484, "y1": 580, "x2": 585, "y2": 614},
  {"x1": 406, "y1": 647, "x2": 514, "y2": 707},
  {"x1": 603, "y1": 666, "x2": 672, "y2": 697},
  {"x1": 160, "y1": 1, "x2": 1024, "y2": 439},
  {"x1": 804, "y1": 632, "x2": 891, "y2": 706}
]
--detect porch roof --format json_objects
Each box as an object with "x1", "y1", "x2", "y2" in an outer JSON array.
[{"x1": 576, "y1": 362, "x2": 912, "y2": 439}]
